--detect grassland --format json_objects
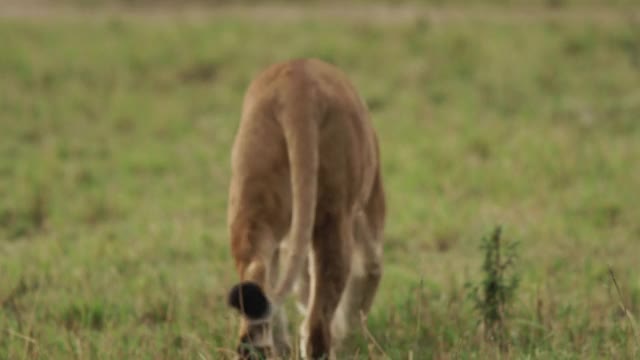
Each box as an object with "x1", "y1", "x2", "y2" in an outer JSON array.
[{"x1": 1, "y1": 2, "x2": 640, "y2": 359}]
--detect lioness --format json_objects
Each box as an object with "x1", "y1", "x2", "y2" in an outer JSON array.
[{"x1": 226, "y1": 58, "x2": 385, "y2": 359}]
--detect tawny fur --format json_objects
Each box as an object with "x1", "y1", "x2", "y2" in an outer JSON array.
[{"x1": 227, "y1": 58, "x2": 386, "y2": 359}]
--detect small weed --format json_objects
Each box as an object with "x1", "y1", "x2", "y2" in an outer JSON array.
[
  {"x1": 608, "y1": 266, "x2": 640, "y2": 355},
  {"x1": 466, "y1": 226, "x2": 520, "y2": 349},
  {"x1": 0, "y1": 186, "x2": 48, "y2": 239},
  {"x1": 61, "y1": 302, "x2": 107, "y2": 331},
  {"x1": 139, "y1": 301, "x2": 173, "y2": 326},
  {"x1": 178, "y1": 61, "x2": 218, "y2": 84}
]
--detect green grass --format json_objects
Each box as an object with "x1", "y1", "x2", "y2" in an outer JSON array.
[
  {"x1": 48, "y1": 0, "x2": 640, "y2": 8},
  {"x1": 1, "y1": 5, "x2": 640, "y2": 359}
]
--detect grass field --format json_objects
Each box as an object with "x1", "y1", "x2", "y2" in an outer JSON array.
[{"x1": 1, "y1": 2, "x2": 640, "y2": 359}]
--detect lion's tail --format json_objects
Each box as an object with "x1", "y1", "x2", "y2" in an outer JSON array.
[{"x1": 270, "y1": 69, "x2": 319, "y2": 308}]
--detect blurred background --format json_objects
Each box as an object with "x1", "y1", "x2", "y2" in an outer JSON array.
[{"x1": 1, "y1": 0, "x2": 639, "y2": 358}]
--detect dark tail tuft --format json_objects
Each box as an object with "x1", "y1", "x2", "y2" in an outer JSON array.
[{"x1": 227, "y1": 281, "x2": 270, "y2": 320}]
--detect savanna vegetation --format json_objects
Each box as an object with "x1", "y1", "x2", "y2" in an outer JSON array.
[{"x1": 1, "y1": 1, "x2": 639, "y2": 358}]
